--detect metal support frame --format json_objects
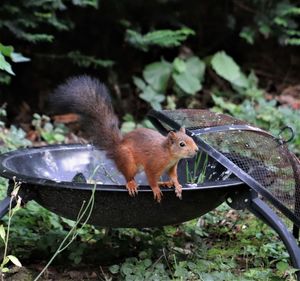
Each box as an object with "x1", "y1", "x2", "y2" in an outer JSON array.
[
  {"x1": 248, "y1": 196, "x2": 300, "y2": 280},
  {"x1": 227, "y1": 188, "x2": 300, "y2": 280}
]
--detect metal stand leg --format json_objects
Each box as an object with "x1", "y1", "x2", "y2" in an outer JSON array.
[
  {"x1": 0, "y1": 197, "x2": 14, "y2": 219},
  {"x1": 248, "y1": 196, "x2": 300, "y2": 280}
]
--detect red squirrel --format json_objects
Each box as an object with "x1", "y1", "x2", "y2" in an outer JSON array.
[{"x1": 51, "y1": 75, "x2": 199, "y2": 202}]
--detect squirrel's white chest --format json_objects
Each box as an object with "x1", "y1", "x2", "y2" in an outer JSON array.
[{"x1": 164, "y1": 159, "x2": 179, "y2": 171}]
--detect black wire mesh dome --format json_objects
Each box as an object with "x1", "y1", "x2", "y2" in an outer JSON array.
[{"x1": 148, "y1": 109, "x2": 300, "y2": 229}]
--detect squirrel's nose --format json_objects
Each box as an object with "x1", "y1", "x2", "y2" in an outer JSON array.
[{"x1": 194, "y1": 147, "x2": 199, "y2": 153}]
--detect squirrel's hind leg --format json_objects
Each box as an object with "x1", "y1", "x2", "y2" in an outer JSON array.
[{"x1": 114, "y1": 147, "x2": 139, "y2": 197}]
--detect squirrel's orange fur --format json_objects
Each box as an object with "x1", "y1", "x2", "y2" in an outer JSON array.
[{"x1": 51, "y1": 75, "x2": 199, "y2": 202}]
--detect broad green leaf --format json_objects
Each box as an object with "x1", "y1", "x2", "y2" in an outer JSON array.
[
  {"x1": 172, "y1": 71, "x2": 202, "y2": 95},
  {"x1": 143, "y1": 61, "x2": 172, "y2": 92},
  {"x1": 173, "y1": 58, "x2": 186, "y2": 73},
  {"x1": 211, "y1": 51, "x2": 250, "y2": 88},
  {"x1": 231, "y1": 73, "x2": 249, "y2": 88},
  {"x1": 133, "y1": 76, "x2": 146, "y2": 90},
  {"x1": 7, "y1": 255, "x2": 22, "y2": 267},
  {"x1": 0, "y1": 225, "x2": 5, "y2": 242},
  {"x1": 11, "y1": 52, "x2": 30, "y2": 63},
  {"x1": 139, "y1": 86, "x2": 165, "y2": 110},
  {"x1": 211, "y1": 51, "x2": 240, "y2": 83},
  {"x1": 185, "y1": 56, "x2": 206, "y2": 81},
  {"x1": 0, "y1": 53, "x2": 15, "y2": 75}
]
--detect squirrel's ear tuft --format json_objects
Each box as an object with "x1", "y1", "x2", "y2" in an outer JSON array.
[
  {"x1": 179, "y1": 127, "x2": 186, "y2": 134},
  {"x1": 167, "y1": 131, "x2": 176, "y2": 144}
]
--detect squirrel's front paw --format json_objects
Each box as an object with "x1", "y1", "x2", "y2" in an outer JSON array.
[
  {"x1": 175, "y1": 184, "x2": 182, "y2": 200},
  {"x1": 153, "y1": 188, "x2": 163, "y2": 203},
  {"x1": 126, "y1": 180, "x2": 138, "y2": 197}
]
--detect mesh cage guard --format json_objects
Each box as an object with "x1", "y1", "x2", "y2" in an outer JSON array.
[{"x1": 148, "y1": 109, "x2": 300, "y2": 228}]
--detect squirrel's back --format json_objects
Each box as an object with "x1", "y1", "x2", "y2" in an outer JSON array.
[{"x1": 50, "y1": 75, "x2": 122, "y2": 155}]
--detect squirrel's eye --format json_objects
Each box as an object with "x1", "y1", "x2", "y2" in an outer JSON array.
[{"x1": 179, "y1": 141, "x2": 186, "y2": 147}]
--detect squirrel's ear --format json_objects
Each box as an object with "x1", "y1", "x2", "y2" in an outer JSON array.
[
  {"x1": 167, "y1": 131, "x2": 176, "y2": 144},
  {"x1": 179, "y1": 127, "x2": 186, "y2": 134}
]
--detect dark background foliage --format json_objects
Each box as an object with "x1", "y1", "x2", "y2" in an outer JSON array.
[{"x1": 1, "y1": 0, "x2": 299, "y2": 124}]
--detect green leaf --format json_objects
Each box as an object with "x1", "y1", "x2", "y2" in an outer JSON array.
[
  {"x1": 1, "y1": 267, "x2": 9, "y2": 273},
  {"x1": 211, "y1": 51, "x2": 240, "y2": 82},
  {"x1": 173, "y1": 58, "x2": 186, "y2": 73},
  {"x1": 125, "y1": 28, "x2": 195, "y2": 51},
  {"x1": 172, "y1": 71, "x2": 202, "y2": 95},
  {"x1": 139, "y1": 86, "x2": 165, "y2": 110},
  {"x1": 143, "y1": 61, "x2": 172, "y2": 92},
  {"x1": 276, "y1": 261, "x2": 289, "y2": 273},
  {"x1": 185, "y1": 56, "x2": 206, "y2": 81},
  {"x1": 0, "y1": 53, "x2": 15, "y2": 75},
  {"x1": 239, "y1": 27, "x2": 255, "y2": 44},
  {"x1": 72, "y1": 0, "x2": 99, "y2": 8},
  {"x1": 109, "y1": 264, "x2": 120, "y2": 274},
  {"x1": 11, "y1": 53, "x2": 30, "y2": 63},
  {"x1": 7, "y1": 255, "x2": 22, "y2": 267},
  {"x1": 231, "y1": 73, "x2": 249, "y2": 88},
  {"x1": 0, "y1": 44, "x2": 14, "y2": 57},
  {"x1": 0, "y1": 225, "x2": 5, "y2": 242},
  {"x1": 133, "y1": 76, "x2": 146, "y2": 90},
  {"x1": 211, "y1": 51, "x2": 249, "y2": 88},
  {"x1": 53, "y1": 134, "x2": 65, "y2": 142}
]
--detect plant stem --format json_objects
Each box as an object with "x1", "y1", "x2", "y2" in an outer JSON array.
[{"x1": 34, "y1": 165, "x2": 100, "y2": 281}]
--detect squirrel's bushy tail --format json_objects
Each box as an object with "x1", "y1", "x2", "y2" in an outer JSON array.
[{"x1": 50, "y1": 75, "x2": 122, "y2": 155}]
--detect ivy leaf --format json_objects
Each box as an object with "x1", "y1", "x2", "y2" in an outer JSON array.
[
  {"x1": 172, "y1": 71, "x2": 202, "y2": 95},
  {"x1": 143, "y1": 61, "x2": 172, "y2": 92},
  {"x1": 0, "y1": 53, "x2": 15, "y2": 75},
  {"x1": 139, "y1": 86, "x2": 165, "y2": 110}
]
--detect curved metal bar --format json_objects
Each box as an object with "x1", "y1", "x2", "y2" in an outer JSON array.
[
  {"x1": 248, "y1": 196, "x2": 300, "y2": 280},
  {"x1": 189, "y1": 124, "x2": 270, "y2": 136},
  {"x1": 0, "y1": 197, "x2": 13, "y2": 219}
]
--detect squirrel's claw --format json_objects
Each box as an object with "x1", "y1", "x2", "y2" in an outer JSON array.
[
  {"x1": 126, "y1": 180, "x2": 138, "y2": 197},
  {"x1": 175, "y1": 185, "x2": 182, "y2": 200},
  {"x1": 153, "y1": 188, "x2": 163, "y2": 203}
]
